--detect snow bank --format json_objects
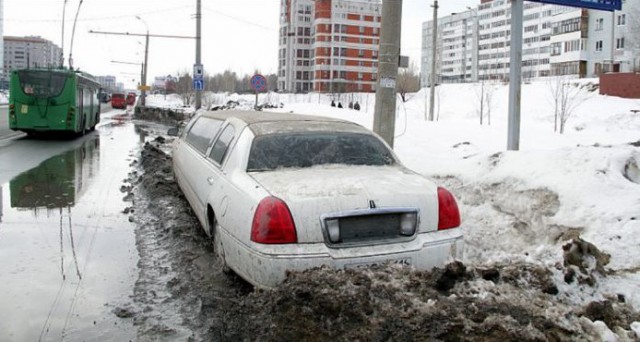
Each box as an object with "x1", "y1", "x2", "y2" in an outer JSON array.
[{"x1": 148, "y1": 82, "x2": 640, "y2": 314}]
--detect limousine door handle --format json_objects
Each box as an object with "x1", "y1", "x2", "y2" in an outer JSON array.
[{"x1": 206, "y1": 177, "x2": 215, "y2": 185}]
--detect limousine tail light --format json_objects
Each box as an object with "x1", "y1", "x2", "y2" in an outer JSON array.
[
  {"x1": 437, "y1": 187, "x2": 461, "y2": 230},
  {"x1": 251, "y1": 196, "x2": 298, "y2": 244}
]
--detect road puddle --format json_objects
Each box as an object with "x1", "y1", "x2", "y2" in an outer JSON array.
[{"x1": 0, "y1": 124, "x2": 141, "y2": 341}]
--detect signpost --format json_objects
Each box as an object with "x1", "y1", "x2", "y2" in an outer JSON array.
[
  {"x1": 506, "y1": 0, "x2": 622, "y2": 151},
  {"x1": 193, "y1": 63, "x2": 204, "y2": 93},
  {"x1": 250, "y1": 74, "x2": 268, "y2": 110},
  {"x1": 193, "y1": 78, "x2": 204, "y2": 91}
]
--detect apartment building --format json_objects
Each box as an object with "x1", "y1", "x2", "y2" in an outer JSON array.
[
  {"x1": 96, "y1": 75, "x2": 117, "y2": 91},
  {"x1": 0, "y1": 0, "x2": 4, "y2": 87},
  {"x1": 3, "y1": 36, "x2": 62, "y2": 76},
  {"x1": 278, "y1": 0, "x2": 314, "y2": 92},
  {"x1": 588, "y1": 0, "x2": 640, "y2": 75},
  {"x1": 421, "y1": 11, "x2": 478, "y2": 86},
  {"x1": 422, "y1": 0, "x2": 638, "y2": 84},
  {"x1": 278, "y1": 0, "x2": 382, "y2": 93}
]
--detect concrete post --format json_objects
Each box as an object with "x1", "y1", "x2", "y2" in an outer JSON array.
[
  {"x1": 142, "y1": 32, "x2": 149, "y2": 107},
  {"x1": 195, "y1": 0, "x2": 202, "y2": 110},
  {"x1": 373, "y1": 0, "x2": 403, "y2": 148},
  {"x1": 507, "y1": 0, "x2": 523, "y2": 151},
  {"x1": 428, "y1": 0, "x2": 438, "y2": 121}
]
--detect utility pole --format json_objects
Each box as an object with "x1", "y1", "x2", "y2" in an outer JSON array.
[
  {"x1": 195, "y1": 0, "x2": 202, "y2": 110},
  {"x1": 373, "y1": 0, "x2": 403, "y2": 148},
  {"x1": 135, "y1": 16, "x2": 150, "y2": 107},
  {"x1": 60, "y1": 0, "x2": 68, "y2": 68},
  {"x1": 428, "y1": 0, "x2": 438, "y2": 121},
  {"x1": 142, "y1": 32, "x2": 149, "y2": 107},
  {"x1": 507, "y1": 0, "x2": 523, "y2": 150},
  {"x1": 89, "y1": 29, "x2": 197, "y2": 108}
]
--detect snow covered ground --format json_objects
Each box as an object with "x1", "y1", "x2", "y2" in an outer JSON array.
[{"x1": 147, "y1": 80, "x2": 640, "y2": 339}]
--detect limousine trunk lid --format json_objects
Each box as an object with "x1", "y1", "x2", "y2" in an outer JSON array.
[{"x1": 249, "y1": 165, "x2": 439, "y2": 244}]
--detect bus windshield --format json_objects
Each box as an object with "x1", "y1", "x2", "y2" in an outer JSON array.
[{"x1": 17, "y1": 70, "x2": 67, "y2": 98}]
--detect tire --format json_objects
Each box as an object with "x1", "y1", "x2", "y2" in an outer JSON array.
[{"x1": 209, "y1": 213, "x2": 230, "y2": 274}]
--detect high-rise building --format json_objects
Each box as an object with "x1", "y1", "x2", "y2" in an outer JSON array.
[
  {"x1": 3, "y1": 36, "x2": 62, "y2": 75},
  {"x1": 96, "y1": 75, "x2": 117, "y2": 91},
  {"x1": 421, "y1": 0, "x2": 639, "y2": 84},
  {"x1": 0, "y1": 0, "x2": 4, "y2": 88},
  {"x1": 278, "y1": 0, "x2": 382, "y2": 93}
]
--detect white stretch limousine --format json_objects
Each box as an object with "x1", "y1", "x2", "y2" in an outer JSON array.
[{"x1": 168, "y1": 110, "x2": 463, "y2": 288}]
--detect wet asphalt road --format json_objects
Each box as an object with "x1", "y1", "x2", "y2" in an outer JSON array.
[
  {"x1": 0, "y1": 115, "x2": 140, "y2": 341},
  {"x1": 0, "y1": 105, "x2": 22, "y2": 141}
]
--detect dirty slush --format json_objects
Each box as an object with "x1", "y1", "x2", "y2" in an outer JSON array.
[{"x1": 120, "y1": 136, "x2": 639, "y2": 341}]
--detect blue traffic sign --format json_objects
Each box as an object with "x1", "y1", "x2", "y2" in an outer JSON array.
[
  {"x1": 528, "y1": 0, "x2": 621, "y2": 11},
  {"x1": 193, "y1": 78, "x2": 204, "y2": 91},
  {"x1": 250, "y1": 74, "x2": 267, "y2": 92}
]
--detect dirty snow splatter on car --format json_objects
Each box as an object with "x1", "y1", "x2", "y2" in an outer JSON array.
[{"x1": 122, "y1": 127, "x2": 639, "y2": 341}]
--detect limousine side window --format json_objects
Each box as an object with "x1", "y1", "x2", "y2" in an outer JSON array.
[
  {"x1": 209, "y1": 125, "x2": 235, "y2": 165},
  {"x1": 185, "y1": 118, "x2": 224, "y2": 154}
]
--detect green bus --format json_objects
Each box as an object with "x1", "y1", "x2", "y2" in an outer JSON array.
[{"x1": 8, "y1": 68, "x2": 101, "y2": 136}]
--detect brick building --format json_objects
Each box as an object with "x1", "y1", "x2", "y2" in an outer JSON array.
[{"x1": 278, "y1": 0, "x2": 382, "y2": 93}]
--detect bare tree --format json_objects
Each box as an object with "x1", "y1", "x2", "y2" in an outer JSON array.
[
  {"x1": 476, "y1": 80, "x2": 486, "y2": 125},
  {"x1": 484, "y1": 82, "x2": 495, "y2": 126},
  {"x1": 221, "y1": 69, "x2": 237, "y2": 93},
  {"x1": 475, "y1": 80, "x2": 496, "y2": 125},
  {"x1": 396, "y1": 62, "x2": 421, "y2": 102},
  {"x1": 547, "y1": 77, "x2": 588, "y2": 134},
  {"x1": 175, "y1": 71, "x2": 194, "y2": 106}
]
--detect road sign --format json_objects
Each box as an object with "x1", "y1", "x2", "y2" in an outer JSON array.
[
  {"x1": 528, "y1": 0, "x2": 621, "y2": 11},
  {"x1": 193, "y1": 64, "x2": 204, "y2": 78},
  {"x1": 138, "y1": 85, "x2": 151, "y2": 91},
  {"x1": 250, "y1": 74, "x2": 267, "y2": 92},
  {"x1": 193, "y1": 78, "x2": 204, "y2": 91}
]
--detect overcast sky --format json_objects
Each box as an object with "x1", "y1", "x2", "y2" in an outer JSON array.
[{"x1": 5, "y1": 0, "x2": 479, "y2": 88}]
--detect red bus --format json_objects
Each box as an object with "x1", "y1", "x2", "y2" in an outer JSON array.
[{"x1": 111, "y1": 93, "x2": 126, "y2": 109}]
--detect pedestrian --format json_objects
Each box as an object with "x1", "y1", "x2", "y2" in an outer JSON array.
[
  {"x1": 331, "y1": 100, "x2": 336, "y2": 107},
  {"x1": 338, "y1": 102, "x2": 343, "y2": 108},
  {"x1": 348, "y1": 101, "x2": 354, "y2": 109},
  {"x1": 354, "y1": 102, "x2": 361, "y2": 111}
]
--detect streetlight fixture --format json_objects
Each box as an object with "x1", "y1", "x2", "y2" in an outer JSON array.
[{"x1": 136, "y1": 15, "x2": 150, "y2": 107}]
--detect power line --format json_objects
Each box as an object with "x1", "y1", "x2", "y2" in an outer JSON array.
[
  {"x1": 202, "y1": 6, "x2": 277, "y2": 32},
  {"x1": 1, "y1": 5, "x2": 191, "y2": 23}
]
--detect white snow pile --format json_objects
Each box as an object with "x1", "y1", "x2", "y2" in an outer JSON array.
[
  {"x1": 145, "y1": 93, "x2": 195, "y2": 114},
  {"x1": 152, "y1": 80, "x2": 640, "y2": 339}
]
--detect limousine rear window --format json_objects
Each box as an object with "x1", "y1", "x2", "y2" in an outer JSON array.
[{"x1": 247, "y1": 132, "x2": 395, "y2": 171}]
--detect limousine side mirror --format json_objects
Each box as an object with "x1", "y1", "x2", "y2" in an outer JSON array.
[{"x1": 167, "y1": 127, "x2": 179, "y2": 136}]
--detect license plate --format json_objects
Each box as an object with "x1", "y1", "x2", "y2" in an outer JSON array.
[{"x1": 346, "y1": 257, "x2": 412, "y2": 269}]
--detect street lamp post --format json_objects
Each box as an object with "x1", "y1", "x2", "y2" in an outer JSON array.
[{"x1": 136, "y1": 16, "x2": 149, "y2": 107}]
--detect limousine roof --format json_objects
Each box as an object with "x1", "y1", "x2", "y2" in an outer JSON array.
[{"x1": 199, "y1": 110, "x2": 370, "y2": 136}]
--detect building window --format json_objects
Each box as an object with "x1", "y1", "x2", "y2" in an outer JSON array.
[
  {"x1": 595, "y1": 18, "x2": 604, "y2": 31},
  {"x1": 595, "y1": 40, "x2": 603, "y2": 52},
  {"x1": 616, "y1": 37, "x2": 625, "y2": 49},
  {"x1": 617, "y1": 14, "x2": 626, "y2": 26}
]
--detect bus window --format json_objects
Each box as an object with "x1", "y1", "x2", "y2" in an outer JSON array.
[{"x1": 17, "y1": 70, "x2": 66, "y2": 98}]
